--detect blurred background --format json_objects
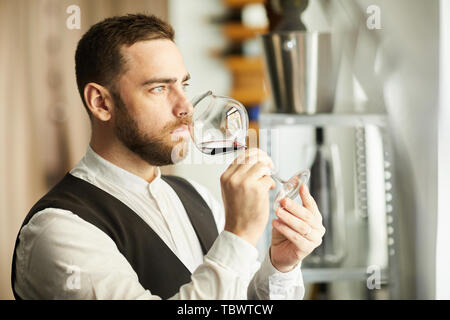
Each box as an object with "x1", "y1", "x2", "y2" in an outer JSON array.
[{"x1": 0, "y1": 0, "x2": 449, "y2": 300}]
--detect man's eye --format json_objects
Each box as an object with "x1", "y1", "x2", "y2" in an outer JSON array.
[
  {"x1": 182, "y1": 83, "x2": 190, "y2": 91},
  {"x1": 151, "y1": 86, "x2": 165, "y2": 93}
]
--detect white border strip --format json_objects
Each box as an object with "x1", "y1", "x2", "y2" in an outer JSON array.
[{"x1": 436, "y1": 0, "x2": 450, "y2": 300}]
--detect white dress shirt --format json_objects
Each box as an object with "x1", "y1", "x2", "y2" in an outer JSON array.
[{"x1": 14, "y1": 146, "x2": 305, "y2": 300}]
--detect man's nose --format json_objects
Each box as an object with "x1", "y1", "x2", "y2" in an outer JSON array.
[{"x1": 173, "y1": 90, "x2": 193, "y2": 118}]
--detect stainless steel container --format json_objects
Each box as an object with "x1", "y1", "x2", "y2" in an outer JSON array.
[{"x1": 261, "y1": 31, "x2": 337, "y2": 114}]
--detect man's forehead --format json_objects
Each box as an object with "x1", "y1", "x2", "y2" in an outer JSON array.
[
  {"x1": 122, "y1": 39, "x2": 180, "y2": 64},
  {"x1": 120, "y1": 39, "x2": 186, "y2": 79}
]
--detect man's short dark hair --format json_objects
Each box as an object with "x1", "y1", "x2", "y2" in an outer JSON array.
[{"x1": 75, "y1": 13, "x2": 175, "y2": 117}]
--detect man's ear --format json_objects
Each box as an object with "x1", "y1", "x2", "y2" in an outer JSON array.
[{"x1": 84, "y1": 83, "x2": 114, "y2": 121}]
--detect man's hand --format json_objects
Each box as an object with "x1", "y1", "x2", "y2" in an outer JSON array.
[
  {"x1": 270, "y1": 184, "x2": 326, "y2": 273},
  {"x1": 220, "y1": 148, "x2": 276, "y2": 246}
]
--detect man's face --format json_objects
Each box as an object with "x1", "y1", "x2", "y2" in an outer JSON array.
[{"x1": 111, "y1": 39, "x2": 193, "y2": 166}]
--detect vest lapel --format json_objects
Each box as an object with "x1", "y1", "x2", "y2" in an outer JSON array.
[{"x1": 161, "y1": 175, "x2": 219, "y2": 255}]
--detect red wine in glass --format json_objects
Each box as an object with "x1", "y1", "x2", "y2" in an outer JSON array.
[
  {"x1": 190, "y1": 91, "x2": 310, "y2": 209},
  {"x1": 199, "y1": 140, "x2": 247, "y2": 155}
]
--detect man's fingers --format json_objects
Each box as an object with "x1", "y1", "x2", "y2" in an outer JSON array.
[
  {"x1": 272, "y1": 219, "x2": 313, "y2": 252},
  {"x1": 235, "y1": 148, "x2": 274, "y2": 169},
  {"x1": 276, "y1": 208, "x2": 323, "y2": 242},
  {"x1": 222, "y1": 148, "x2": 264, "y2": 181},
  {"x1": 232, "y1": 148, "x2": 260, "y2": 166},
  {"x1": 221, "y1": 149, "x2": 275, "y2": 194},
  {"x1": 299, "y1": 184, "x2": 321, "y2": 217},
  {"x1": 245, "y1": 161, "x2": 270, "y2": 178},
  {"x1": 279, "y1": 197, "x2": 320, "y2": 226},
  {"x1": 233, "y1": 148, "x2": 273, "y2": 167},
  {"x1": 230, "y1": 149, "x2": 274, "y2": 177},
  {"x1": 240, "y1": 162, "x2": 275, "y2": 190},
  {"x1": 260, "y1": 175, "x2": 276, "y2": 191}
]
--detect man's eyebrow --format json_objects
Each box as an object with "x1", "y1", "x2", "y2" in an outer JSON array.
[
  {"x1": 141, "y1": 73, "x2": 191, "y2": 86},
  {"x1": 183, "y1": 73, "x2": 191, "y2": 82}
]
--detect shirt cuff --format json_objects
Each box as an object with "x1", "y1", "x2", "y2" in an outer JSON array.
[
  {"x1": 261, "y1": 249, "x2": 302, "y2": 279},
  {"x1": 259, "y1": 249, "x2": 305, "y2": 299},
  {"x1": 205, "y1": 230, "x2": 260, "y2": 279}
]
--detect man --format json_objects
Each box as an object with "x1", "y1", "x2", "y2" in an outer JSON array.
[{"x1": 11, "y1": 14, "x2": 325, "y2": 300}]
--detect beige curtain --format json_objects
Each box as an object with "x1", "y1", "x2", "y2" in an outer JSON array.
[{"x1": 0, "y1": 0, "x2": 167, "y2": 300}]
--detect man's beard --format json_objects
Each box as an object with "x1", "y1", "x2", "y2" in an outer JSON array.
[{"x1": 112, "y1": 91, "x2": 191, "y2": 167}]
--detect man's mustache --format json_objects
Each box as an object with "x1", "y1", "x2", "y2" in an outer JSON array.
[{"x1": 163, "y1": 116, "x2": 193, "y2": 133}]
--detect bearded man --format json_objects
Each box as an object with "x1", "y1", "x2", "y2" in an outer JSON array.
[{"x1": 11, "y1": 14, "x2": 325, "y2": 300}]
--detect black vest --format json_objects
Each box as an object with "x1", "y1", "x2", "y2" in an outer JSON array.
[{"x1": 11, "y1": 173, "x2": 219, "y2": 299}]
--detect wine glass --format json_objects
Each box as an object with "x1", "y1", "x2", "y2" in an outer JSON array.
[{"x1": 189, "y1": 91, "x2": 310, "y2": 210}]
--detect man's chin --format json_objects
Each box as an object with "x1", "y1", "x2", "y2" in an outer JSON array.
[{"x1": 170, "y1": 139, "x2": 189, "y2": 164}]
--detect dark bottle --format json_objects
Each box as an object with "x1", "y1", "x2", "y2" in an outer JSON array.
[{"x1": 304, "y1": 127, "x2": 346, "y2": 267}]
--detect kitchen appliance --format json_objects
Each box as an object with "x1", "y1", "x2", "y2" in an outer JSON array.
[
  {"x1": 261, "y1": 0, "x2": 339, "y2": 114},
  {"x1": 261, "y1": 31, "x2": 338, "y2": 114}
]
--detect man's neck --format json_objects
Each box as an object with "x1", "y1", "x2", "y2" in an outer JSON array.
[{"x1": 89, "y1": 136, "x2": 158, "y2": 183}]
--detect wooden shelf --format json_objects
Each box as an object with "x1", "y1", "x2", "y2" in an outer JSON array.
[
  {"x1": 222, "y1": 23, "x2": 268, "y2": 41},
  {"x1": 223, "y1": 0, "x2": 266, "y2": 8},
  {"x1": 224, "y1": 55, "x2": 264, "y2": 72},
  {"x1": 229, "y1": 87, "x2": 267, "y2": 106},
  {"x1": 224, "y1": 56, "x2": 268, "y2": 106},
  {"x1": 219, "y1": 1, "x2": 269, "y2": 108}
]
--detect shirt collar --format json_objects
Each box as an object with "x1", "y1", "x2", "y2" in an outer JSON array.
[{"x1": 81, "y1": 145, "x2": 162, "y2": 195}]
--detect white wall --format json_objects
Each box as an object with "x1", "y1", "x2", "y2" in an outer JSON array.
[{"x1": 371, "y1": 0, "x2": 439, "y2": 300}]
